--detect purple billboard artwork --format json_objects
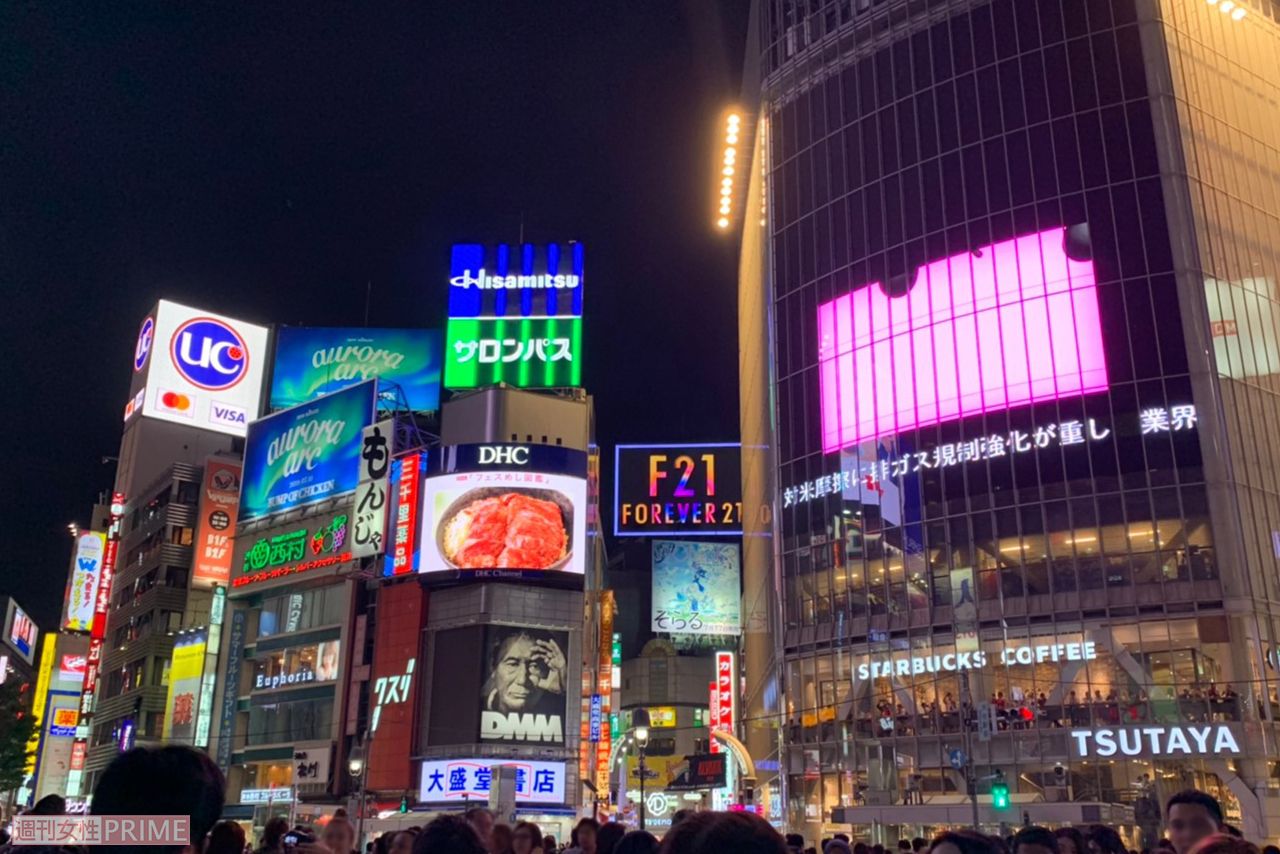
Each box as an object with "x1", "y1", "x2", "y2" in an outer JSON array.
[{"x1": 818, "y1": 226, "x2": 1109, "y2": 452}]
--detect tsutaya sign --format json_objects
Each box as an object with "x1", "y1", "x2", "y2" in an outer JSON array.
[
  {"x1": 856, "y1": 642, "x2": 1098, "y2": 681},
  {"x1": 1071, "y1": 725, "x2": 1241, "y2": 758}
]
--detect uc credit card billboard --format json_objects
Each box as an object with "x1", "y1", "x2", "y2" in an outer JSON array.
[
  {"x1": 239, "y1": 381, "x2": 376, "y2": 522},
  {"x1": 614, "y1": 444, "x2": 743, "y2": 536},
  {"x1": 418, "y1": 444, "x2": 587, "y2": 580},
  {"x1": 270, "y1": 327, "x2": 442, "y2": 413},
  {"x1": 126, "y1": 299, "x2": 271, "y2": 437}
]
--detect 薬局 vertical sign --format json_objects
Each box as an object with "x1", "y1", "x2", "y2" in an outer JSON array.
[
  {"x1": 352, "y1": 420, "x2": 394, "y2": 559},
  {"x1": 444, "y1": 242, "x2": 584, "y2": 389}
]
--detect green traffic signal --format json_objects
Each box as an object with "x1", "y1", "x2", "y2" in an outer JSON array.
[
  {"x1": 399, "y1": 795, "x2": 409, "y2": 814},
  {"x1": 991, "y1": 779, "x2": 1010, "y2": 810}
]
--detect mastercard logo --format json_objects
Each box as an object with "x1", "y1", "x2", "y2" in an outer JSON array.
[{"x1": 161, "y1": 391, "x2": 191, "y2": 410}]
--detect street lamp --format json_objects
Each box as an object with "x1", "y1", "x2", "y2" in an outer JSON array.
[
  {"x1": 348, "y1": 734, "x2": 368, "y2": 850},
  {"x1": 633, "y1": 710, "x2": 651, "y2": 831}
]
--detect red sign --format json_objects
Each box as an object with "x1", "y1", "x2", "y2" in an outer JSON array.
[
  {"x1": 59, "y1": 655, "x2": 86, "y2": 684},
  {"x1": 365, "y1": 582, "x2": 427, "y2": 792},
  {"x1": 74, "y1": 492, "x2": 125, "y2": 773},
  {"x1": 715, "y1": 651, "x2": 735, "y2": 740},
  {"x1": 69, "y1": 740, "x2": 87, "y2": 771},
  {"x1": 708, "y1": 680, "x2": 720, "y2": 754},
  {"x1": 193, "y1": 457, "x2": 241, "y2": 587},
  {"x1": 389, "y1": 453, "x2": 422, "y2": 576}
]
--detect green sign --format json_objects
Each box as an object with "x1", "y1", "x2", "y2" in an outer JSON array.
[
  {"x1": 242, "y1": 516, "x2": 349, "y2": 573},
  {"x1": 444, "y1": 317, "x2": 582, "y2": 389}
]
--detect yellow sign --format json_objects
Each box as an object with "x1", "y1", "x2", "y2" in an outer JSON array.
[
  {"x1": 626, "y1": 755, "x2": 688, "y2": 789},
  {"x1": 53, "y1": 708, "x2": 79, "y2": 728},
  {"x1": 162, "y1": 633, "x2": 207, "y2": 742},
  {"x1": 648, "y1": 707, "x2": 677, "y2": 728},
  {"x1": 27, "y1": 635, "x2": 57, "y2": 773}
]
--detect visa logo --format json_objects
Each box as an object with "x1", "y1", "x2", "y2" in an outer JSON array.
[{"x1": 211, "y1": 404, "x2": 247, "y2": 425}]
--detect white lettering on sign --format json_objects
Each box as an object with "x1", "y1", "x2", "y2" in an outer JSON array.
[
  {"x1": 450, "y1": 268, "x2": 580, "y2": 291},
  {"x1": 265, "y1": 414, "x2": 347, "y2": 474},
  {"x1": 478, "y1": 446, "x2": 531, "y2": 466},
  {"x1": 1071, "y1": 725, "x2": 1240, "y2": 757},
  {"x1": 371, "y1": 658, "x2": 415, "y2": 733},
  {"x1": 480, "y1": 711, "x2": 563, "y2": 743},
  {"x1": 855, "y1": 642, "x2": 1097, "y2": 681}
]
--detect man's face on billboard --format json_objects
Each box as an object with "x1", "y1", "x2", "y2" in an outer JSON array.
[{"x1": 495, "y1": 635, "x2": 544, "y2": 711}]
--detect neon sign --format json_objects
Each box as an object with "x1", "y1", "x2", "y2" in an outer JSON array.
[
  {"x1": 448, "y1": 242, "x2": 584, "y2": 319},
  {"x1": 818, "y1": 227, "x2": 1108, "y2": 452},
  {"x1": 234, "y1": 515, "x2": 349, "y2": 588},
  {"x1": 1071, "y1": 725, "x2": 1240, "y2": 757},
  {"x1": 444, "y1": 317, "x2": 581, "y2": 389}
]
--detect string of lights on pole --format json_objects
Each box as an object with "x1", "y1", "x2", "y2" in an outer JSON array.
[{"x1": 716, "y1": 112, "x2": 741, "y2": 230}]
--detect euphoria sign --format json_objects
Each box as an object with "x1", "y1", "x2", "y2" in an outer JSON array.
[{"x1": 614, "y1": 444, "x2": 743, "y2": 537}]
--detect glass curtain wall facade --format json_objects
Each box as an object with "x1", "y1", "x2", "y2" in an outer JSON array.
[{"x1": 741, "y1": 0, "x2": 1280, "y2": 842}]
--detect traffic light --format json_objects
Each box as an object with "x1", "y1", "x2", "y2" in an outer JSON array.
[
  {"x1": 991, "y1": 772, "x2": 1010, "y2": 810},
  {"x1": 399, "y1": 794, "x2": 409, "y2": 814}
]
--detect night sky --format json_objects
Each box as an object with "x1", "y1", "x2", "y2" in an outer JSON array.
[{"x1": 1, "y1": 3, "x2": 749, "y2": 628}]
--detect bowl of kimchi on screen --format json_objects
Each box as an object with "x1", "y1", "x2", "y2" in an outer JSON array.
[{"x1": 437, "y1": 488, "x2": 574, "y2": 571}]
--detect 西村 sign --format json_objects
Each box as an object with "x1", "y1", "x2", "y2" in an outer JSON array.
[
  {"x1": 270, "y1": 327, "x2": 442, "y2": 413},
  {"x1": 1071, "y1": 725, "x2": 1241, "y2": 758},
  {"x1": 448, "y1": 242, "x2": 584, "y2": 319},
  {"x1": 235, "y1": 514, "x2": 350, "y2": 589},
  {"x1": 615, "y1": 444, "x2": 743, "y2": 537},
  {"x1": 125, "y1": 300, "x2": 270, "y2": 437},
  {"x1": 63, "y1": 532, "x2": 106, "y2": 633},
  {"x1": 239, "y1": 380, "x2": 376, "y2": 521},
  {"x1": 419, "y1": 759, "x2": 566, "y2": 804},
  {"x1": 855, "y1": 642, "x2": 1098, "y2": 681},
  {"x1": 445, "y1": 317, "x2": 581, "y2": 389}
]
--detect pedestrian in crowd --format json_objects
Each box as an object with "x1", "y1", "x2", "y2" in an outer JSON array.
[
  {"x1": 825, "y1": 839, "x2": 852, "y2": 854},
  {"x1": 464, "y1": 809, "x2": 496, "y2": 853},
  {"x1": 1055, "y1": 827, "x2": 1089, "y2": 854},
  {"x1": 512, "y1": 822, "x2": 542, "y2": 854},
  {"x1": 490, "y1": 824, "x2": 515, "y2": 854},
  {"x1": 657, "y1": 811, "x2": 786, "y2": 854},
  {"x1": 899, "y1": 841, "x2": 913, "y2": 852},
  {"x1": 388, "y1": 829, "x2": 419, "y2": 854},
  {"x1": 324, "y1": 815, "x2": 358, "y2": 854},
  {"x1": 930, "y1": 830, "x2": 1007, "y2": 854},
  {"x1": 565, "y1": 819, "x2": 599, "y2": 854},
  {"x1": 255, "y1": 817, "x2": 290, "y2": 854},
  {"x1": 543, "y1": 837, "x2": 558, "y2": 854},
  {"x1": 670, "y1": 811, "x2": 696, "y2": 830},
  {"x1": 90, "y1": 744, "x2": 224, "y2": 854},
  {"x1": 1167, "y1": 790, "x2": 1227, "y2": 854},
  {"x1": 1261, "y1": 846, "x2": 1279, "y2": 854},
  {"x1": 786, "y1": 834, "x2": 806, "y2": 854},
  {"x1": 615, "y1": 832, "x2": 659, "y2": 854},
  {"x1": 1012, "y1": 827, "x2": 1059, "y2": 854},
  {"x1": 597, "y1": 823, "x2": 626, "y2": 854},
  {"x1": 913, "y1": 840, "x2": 927, "y2": 853},
  {"x1": 205, "y1": 821, "x2": 246, "y2": 854},
  {"x1": 853, "y1": 843, "x2": 870, "y2": 854},
  {"x1": 413, "y1": 815, "x2": 486, "y2": 854},
  {"x1": 1188, "y1": 836, "x2": 1259, "y2": 854},
  {"x1": 1086, "y1": 826, "x2": 1127, "y2": 854}
]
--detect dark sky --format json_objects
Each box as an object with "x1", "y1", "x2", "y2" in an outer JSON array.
[{"x1": 1, "y1": 3, "x2": 749, "y2": 628}]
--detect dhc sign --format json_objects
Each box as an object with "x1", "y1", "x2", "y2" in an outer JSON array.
[
  {"x1": 478, "y1": 446, "x2": 530, "y2": 466},
  {"x1": 1071, "y1": 725, "x2": 1241, "y2": 758}
]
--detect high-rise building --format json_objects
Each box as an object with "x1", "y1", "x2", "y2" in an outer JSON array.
[{"x1": 736, "y1": 0, "x2": 1280, "y2": 841}]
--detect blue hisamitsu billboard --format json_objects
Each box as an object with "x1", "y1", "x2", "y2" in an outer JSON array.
[
  {"x1": 239, "y1": 380, "x2": 377, "y2": 521},
  {"x1": 448, "y1": 242, "x2": 584, "y2": 319},
  {"x1": 270, "y1": 327, "x2": 442, "y2": 413}
]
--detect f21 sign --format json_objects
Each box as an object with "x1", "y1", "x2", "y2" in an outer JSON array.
[{"x1": 614, "y1": 444, "x2": 742, "y2": 537}]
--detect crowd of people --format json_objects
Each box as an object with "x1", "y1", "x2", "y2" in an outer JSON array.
[{"x1": 0, "y1": 746, "x2": 1275, "y2": 854}]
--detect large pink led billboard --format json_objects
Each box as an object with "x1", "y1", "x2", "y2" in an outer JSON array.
[{"x1": 818, "y1": 227, "x2": 1108, "y2": 452}]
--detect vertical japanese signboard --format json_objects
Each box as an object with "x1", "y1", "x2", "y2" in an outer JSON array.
[
  {"x1": 383, "y1": 452, "x2": 424, "y2": 577},
  {"x1": 708, "y1": 680, "x2": 720, "y2": 754},
  {"x1": 63, "y1": 532, "x2": 106, "y2": 633},
  {"x1": 714, "y1": 651, "x2": 736, "y2": 743},
  {"x1": 353, "y1": 420, "x2": 394, "y2": 559},
  {"x1": 193, "y1": 458, "x2": 241, "y2": 588}
]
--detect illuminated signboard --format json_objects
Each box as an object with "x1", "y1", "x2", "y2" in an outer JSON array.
[
  {"x1": 193, "y1": 457, "x2": 241, "y2": 587},
  {"x1": 714, "y1": 651, "x2": 736, "y2": 739},
  {"x1": 648, "y1": 707, "x2": 677, "y2": 728},
  {"x1": 614, "y1": 444, "x2": 743, "y2": 536},
  {"x1": 1071, "y1": 725, "x2": 1241, "y2": 758},
  {"x1": 162, "y1": 630, "x2": 207, "y2": 742},
  {"x1": 352, "y1": 420, "x2": 393, "y2": 559},
  {"x1": 855, "y1": 641, "x2": 1098, "y2": 681},
  {"x1": 59, "y1": 655, "x2": 86, "y2": 685},
  {"x1": 63, "y1": 532, "x2": 106, "y2": 633},
  {"x1": 480, "y1": 625, "x2": 569, "y2": 745},
  {"x1": 444, "y1": 317, "x2": 582, "y2": 389},
  {"x1": 124, "y1": 300, "x2": 270, "y2": 437},
  {"x1": 270, "y1": 327, "x2": 442, "y2": 412},
  {"x1": 420, "y1": 759, "x2": 566, "y2": 804},
  {"x1": 449, "y1": 242, "x2": 584, "y2": 319},
  {"x1": 418, "y1": 444, "x2": 588, "y2": 580},
  {"x1": 3, "y1": 599, "x2": 37, "y2": 664},
  {"x1": 235, "y1": 514, "x2": 350, "y2": 589},
  {"x1": 817, "y1": 226, "x2": 1108, "y2": 452},
  {"x1": 239, "y1": 380, "x2": 376, "y2": 521},
  {"x1": 651, "y1": 541, "x2": 741, "y2": 636},
  {"x1": 383, "y1": 452, "x2": 424, "y2": 577},
  {"x1": 50, "y1": 708, "x2": 79, "y2": 738},
  {"x1": 253, "y1": 640, "x2": 341, "y2": 690},
  {"x1": 786, "y1": 405, "x2": 1198, "y2": 507}
]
